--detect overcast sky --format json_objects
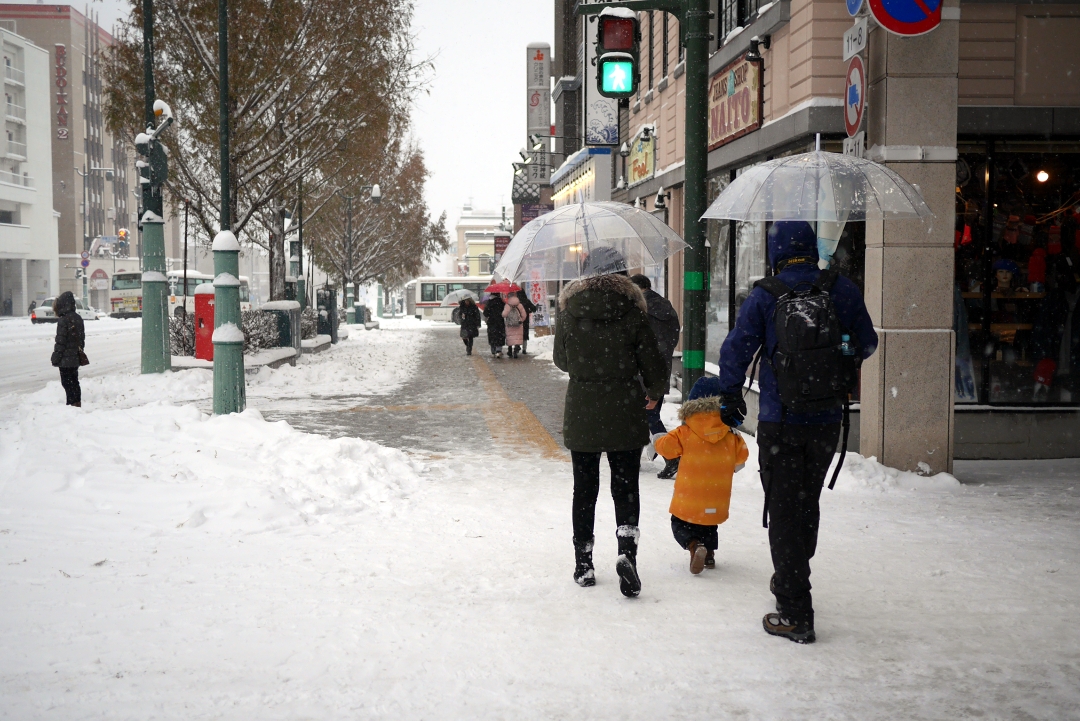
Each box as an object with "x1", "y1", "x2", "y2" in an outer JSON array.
[{"x1": 4, "y1": 0, "x2": 554, "y2": 246}]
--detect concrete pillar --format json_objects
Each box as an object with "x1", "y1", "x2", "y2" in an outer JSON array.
[
  {"x1": 861, "y1": 6, "x2": 959, "y2": 474},
  {"x1": 17, "y1": 259, "x2": 28, "y2": 316}
]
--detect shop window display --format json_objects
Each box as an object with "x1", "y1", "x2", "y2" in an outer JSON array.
[{"x1": 955, "y1": 145, "x2": 1080, "y2": 405}]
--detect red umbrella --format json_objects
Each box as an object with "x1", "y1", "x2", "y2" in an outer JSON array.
[{"x1": 484, "y1": 281, "x2": 522, "y2": 293}]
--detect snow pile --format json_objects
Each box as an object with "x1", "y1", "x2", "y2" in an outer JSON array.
[
  {"x1": 248, "y1": 325, "x2": 424, "y2": 401},
  {"x1": 0, "y1": 402, "x2": 422, "y2": 533},
  {"x1": 833, "y1": 451, "x2": 961, "y2": 492},
  {"x1": 530, "y1": 332, "x2": 557, "y2": 363}
]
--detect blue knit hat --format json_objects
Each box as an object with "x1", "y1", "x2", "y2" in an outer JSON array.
[{"x1": 687, "y1": 376, "x2": 724, "y2": 401}]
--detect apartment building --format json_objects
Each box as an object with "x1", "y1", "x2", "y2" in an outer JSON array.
[
  {"x1": 0, "y1": 24, "x2": 58, "y2": 316},
  {"x1": 0, "y1": 4, "x2": 180, "y2": 311}
]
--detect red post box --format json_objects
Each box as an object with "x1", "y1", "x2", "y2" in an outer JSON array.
[{"x1": 194, "y1": 286, "x2": 215, "y2": 361}]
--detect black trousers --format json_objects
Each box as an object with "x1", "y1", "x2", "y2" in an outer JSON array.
[
  {"x1": 670, "y1": 515, "x2": 718, "y2": 550},
  {"x1": 462, "y1": 336, "x2": 474, "y2": 352},
  {"x1": 757, "y1": 421, "x2": 840, "y2": 626},
  {"x1": 571, "y1": 449, "x2": 641, "y2": 542},
  {"x1": 59, "y1": 367, "x2": 81, "y2": 406}
]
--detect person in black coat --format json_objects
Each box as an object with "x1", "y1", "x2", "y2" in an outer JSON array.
[
  {"x1": 483, "y1": 294, "x2": 506, "y2": 357},
  {"x1": 458, "y1": 296, "x2": 482, "y2": 355},
  {"x1": 515, "y1": 289, "x2": 539, "y2": 354},
  {"x1": 630, "y1": 275, "x2": 682, "y2": 479},
  {"x1": 50, "y1": 291, "x2": 85, "y2": 407}
]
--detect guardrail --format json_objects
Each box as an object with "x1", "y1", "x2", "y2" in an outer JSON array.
[
  {"x1": 0, "y1": 169, "x2": 32, "y2": 187},
  {"x1": 5, "y1": 102, "x2": 25, "y2": 121},
  {"x1": 6, "y1": 139, "x2": 26, "y2": 157},
  {"x1": 4, "y1": 65, "x2": 25, "y2": 84}
]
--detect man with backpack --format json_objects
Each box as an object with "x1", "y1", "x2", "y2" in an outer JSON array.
[{"x1": 717, "y1": 220, "x2": 877, "y2": 644}]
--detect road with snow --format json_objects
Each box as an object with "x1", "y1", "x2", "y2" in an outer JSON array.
[{"x1": 0, "y1": 317, "x2": 143, "y2": 398}]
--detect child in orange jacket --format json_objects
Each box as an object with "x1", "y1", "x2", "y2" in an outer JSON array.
[{"x1": 655, "y1": 377, "x2": 748, "y2": 574}]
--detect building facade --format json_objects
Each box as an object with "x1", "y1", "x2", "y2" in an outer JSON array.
[
  {"x1": 0, "y1": 5, "x2": 180, "y2": 313},
  {"x1": 453, "y1": 202, "x2": 505, "y2": 276},
  {"x1": 1, "y1": 25, "x2": 58, "y2": 315},
  {"x1": 551, "y1": 0, "x2": 1080, "y2": 466}
]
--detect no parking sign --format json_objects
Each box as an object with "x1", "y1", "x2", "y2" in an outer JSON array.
[
  {"x1": 869, "y1": 0, "x2": 942, "y2": 36},
  {"x1": 844, "y1": 55, "x2": 866, "y2": 138}
]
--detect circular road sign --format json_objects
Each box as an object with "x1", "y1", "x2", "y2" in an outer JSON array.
[
  {"x1": 846, "y1": 0, "x2": 863, "y2": 17},
  {"x1": 80, "y1": 259, "x2": 90, "y2": 268},
  {"x1": 868, "y1": 0, "x2": 942, "y2": 36},
  {"x1": 845, "y1": 55, "x2": 866, "y2": 138},
  {"x1": 81, "y1": 251, "x2": 89, "y2": 260}
]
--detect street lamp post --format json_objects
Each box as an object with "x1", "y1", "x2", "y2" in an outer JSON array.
[
  {"x1": 578, "y1": 0, "x2": 710, "y2": 399},
  {"x1": 212, "y1": 0, "x2": 245, "y2": 414}
]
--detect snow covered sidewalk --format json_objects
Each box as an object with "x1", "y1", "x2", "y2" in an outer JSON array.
[{"x1": 1, "y1": 320, "x2": 1078, "y2": 719}]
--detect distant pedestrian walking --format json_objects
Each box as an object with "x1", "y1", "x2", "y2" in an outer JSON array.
[
  {"x1": 553, "y1": 248, "x2": 668, "y2": 597},
  {"x1": 717, "y1": 221, "x2": 877, "y2": 644},
  {"x1": 458, "y1": 296, "x2": 482, "y2": 355},
  {"x1": 655, "y1": 377, "x2": 748, "y2": 575},
  {"x1": 515, "y1": 289, "x2": 538, "y2": 354},
  {"x1": 502, "y1": 292, "x2": 528, "y2": 358},
  {"x1": 50, "y1": 291, "x2": 86, "y2": 407},
  {"x1": 483, "y1": 294, "x2": 506, "y2": 357},
  {"x1": 630, "y1": 274, "x2": 681, "y2": 479}
]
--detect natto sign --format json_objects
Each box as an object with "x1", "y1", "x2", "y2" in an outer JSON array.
[{"x1": 707, "y1": 54, "x2": 762, "y2": 151}]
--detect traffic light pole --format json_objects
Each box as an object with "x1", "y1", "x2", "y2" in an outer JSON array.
[
  {"x1": 139, "y1": 0, "x2": 170, "y2": 374},
  {"x1": 212, "y1": 0, "x2": 246, "y2": 415},
  {"x1": 579, "y1": 0, "x2": 710, "y2": 399}
]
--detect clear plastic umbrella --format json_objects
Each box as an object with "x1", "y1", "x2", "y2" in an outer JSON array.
[
  {"x1": 440, "y1": 289, "x2": 478, "y2": 307},
  {"x1": 493, "y1": 202, "x2": 689, "y2": 282},
  {"x1": 700, "y1": 149, "x2": 933, "y2": 223}
]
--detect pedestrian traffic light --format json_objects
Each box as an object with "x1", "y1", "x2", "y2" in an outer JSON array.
[{"x1": 596, "y1": 9, "x2": 640, "y2": 99}]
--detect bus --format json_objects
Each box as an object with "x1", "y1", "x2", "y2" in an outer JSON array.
[
  {"x1": 406, "y1": 276, "x2": 492, "y2": 321},
  {"x1": 110, "y1": 269, "x2": 251, "y2": 318}
]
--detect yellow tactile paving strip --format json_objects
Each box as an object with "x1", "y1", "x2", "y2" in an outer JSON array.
[{"x1": 470, "y1": 354, "x2": 567, "y2": 461}]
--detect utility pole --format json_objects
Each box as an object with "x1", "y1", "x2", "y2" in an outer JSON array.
[
  {"x1": 137, "y1": 0, "x2": 173, "y2": 374},
  {"x1": 578, "y1": 0, "x2": 710, "y2": 399},
  {"x1": 212, "y1": 0, "x2": 245, "y2": 414}
]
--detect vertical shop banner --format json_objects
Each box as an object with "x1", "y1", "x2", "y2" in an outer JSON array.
[
  {"x1": 521, "y1": 203, "x2": 553, "y2": 225},
  {"x1": 494, "y1": 232, "x2": 512, "y2": 265},
  {"x1": 527, "y1": 266, "x2": 549, "y2": 327},
  {"x1": 583, "y1": 18, "x2": 619, "y2": 146},
  {"x1": 527, "y1": 43, "x2": 552, "y2": 183},
  {"x1": 707, "y1": 55, "x2": 763, "y2": 150},
  {"x1": 627, "y1": 133, "x2": 656, "y2": 187}
]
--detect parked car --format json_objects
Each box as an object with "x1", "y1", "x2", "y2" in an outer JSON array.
[{"x1": 30, "y1": 296, "x2": 99, "y2": 324}]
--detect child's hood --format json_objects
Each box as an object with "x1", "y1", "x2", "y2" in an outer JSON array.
[{"x1": 677, "y1": 396, "x2": 732, "y2": 443}]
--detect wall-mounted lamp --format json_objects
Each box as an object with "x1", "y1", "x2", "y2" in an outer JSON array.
[
  {"x1": 746, "y1": 35, "x2": 771, "y2": 63},
  {"x1": 620, "y1": 142, "x2": 630, "y2": 158},
  {"x1": 1036, "y1": 170, "x2": 1049, "y2": 183},
  {"x1": 655, "y1": 186, "x2": 671, "y2": 210}
]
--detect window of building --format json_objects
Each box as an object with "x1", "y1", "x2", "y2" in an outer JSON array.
[
  {"x1": 662, "y1": 13, "x2": 669, "y2": 79},
  {"x1": 478, "y1": 254, "x2": 492, "y2": 274},
  {"x1": 955, "y1": 143, "x2": 1080, "y2": 405},
  {"x1": 719, "y1": 0, "x2": 763, "y2": 46},
  {"x1": 648, "y1": 11, "x2": 654, "y2": 90}
]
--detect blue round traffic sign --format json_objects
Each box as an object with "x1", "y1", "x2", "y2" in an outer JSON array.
[
  {"x1": 80, "y1": 259, "x2": 90, "y2": 268},
  {"x1": 846, "y1": 0, "x2": 863, "y2": 17},
  {"x1": 869, "y1": 0, "x2": 942, "y2": 36}
]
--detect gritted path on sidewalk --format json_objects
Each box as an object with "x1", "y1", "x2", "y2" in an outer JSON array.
[{"x1": 267, "y1": 324, "x2": 570, "y2": 459}]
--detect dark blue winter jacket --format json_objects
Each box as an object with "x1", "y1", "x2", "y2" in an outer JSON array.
[{"x1": 717, "y1": 221, "x2": 878, "y2": 425}]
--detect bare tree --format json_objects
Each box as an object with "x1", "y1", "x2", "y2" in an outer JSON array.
[{"x1": 103, "y1": 0, "x2": 427, "y2": 298}]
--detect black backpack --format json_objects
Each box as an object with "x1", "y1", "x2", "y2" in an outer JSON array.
[{"x1": 754, "y1": 269, "x2": 859, "y2": 414}]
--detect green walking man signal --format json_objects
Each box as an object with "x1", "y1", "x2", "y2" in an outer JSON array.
[{"x1": 595, "y1": 10, "x2": 640, "y2": 99}]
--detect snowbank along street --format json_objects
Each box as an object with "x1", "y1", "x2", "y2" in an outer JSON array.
[{"x1": 1, "y1": 320, "x2": 1078, "y2": 718}]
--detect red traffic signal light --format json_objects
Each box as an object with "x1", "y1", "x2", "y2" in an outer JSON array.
[{"x1": 599, "y1": 16, "x2": 635, "y2": 52}]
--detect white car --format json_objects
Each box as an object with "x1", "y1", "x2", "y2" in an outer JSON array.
[{"x1": 29, "y1": 297, "x2": 99, "y2": 324}]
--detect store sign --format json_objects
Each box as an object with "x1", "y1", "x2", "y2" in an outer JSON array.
[
  {"x1": 90, "y1": 268, "x2": 109, "y2": 291},
  {"x1": 707, "y1": 55, "x2": 762, "y2": 151},
  {"x1": 869, "y1": 0, "x2": 942, "y2": 36},
  {"x1": 494, "y1": 232, "x2": 511, "y2": 263},
  {"x1": 526, "y1": 43, "x2": 551, "y2": 139},
  {"x1": 54, "y1": 45, "x2": 69, "y2": 140},
  {"x1": 627, "y1": 134, "x2": 655, "y2": 187},
  {"x1": 526, "y1": 267, "x2": 549, "y2": 327},
  {"x1": 521, "y1": 203, "x2": 553, "y2": 224}
]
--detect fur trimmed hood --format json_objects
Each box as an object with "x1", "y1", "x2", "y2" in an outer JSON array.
[
  {"x1": 558, "y1": 273, "x2": 647, "y2": 313},
  {"x1": 678, "y1": 395, "x2": 722, "y2": 421}
]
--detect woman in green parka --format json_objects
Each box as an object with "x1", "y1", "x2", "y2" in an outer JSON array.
[{"x1": 553, "y1": 247, "x2": 668, "y2": 597}]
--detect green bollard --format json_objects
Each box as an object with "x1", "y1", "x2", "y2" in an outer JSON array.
[
  {"x1": 212, "y1": 230, "x2": 246, "y2": 414},
  {"x1": 140, "y1": 214, "x2": 171, "y2": 374}
]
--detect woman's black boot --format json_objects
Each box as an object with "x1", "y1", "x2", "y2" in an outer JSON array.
[
  {"x1": 573, "y1": 537, "x2": 595, "y2": 587},
  {"x1": 615, "y1": 525, "x2": 641, "y2": 597}
]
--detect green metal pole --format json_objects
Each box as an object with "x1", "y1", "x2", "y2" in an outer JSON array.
[
  {"x1": 680, "y1": 0, "x2": 710, "y2": 400},
  {"x1": 139, "y1": 0, "x2": 169, "y2": 374},
  {"x1": 212, "y1": 0, "x2": 245, "y2": 414},
  {"x1": 296, "y1": 177, "x2": 306, "y2": 311}
]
